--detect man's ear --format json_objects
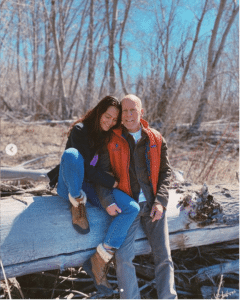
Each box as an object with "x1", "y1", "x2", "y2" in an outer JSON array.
[{"x1": 141, "y1": 108, "x2": 144, "y2": 117}]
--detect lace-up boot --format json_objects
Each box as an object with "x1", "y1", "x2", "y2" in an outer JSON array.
[
  {"x1": 83, "y1": 243, "x2": 114, "y2": 296},
  {"x1": 69, "y1": 192, "x2": 90, "y2": 234}
]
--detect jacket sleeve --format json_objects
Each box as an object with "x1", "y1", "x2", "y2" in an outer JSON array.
[
  {"x1": 69, "y1": 124, "x2": 115, "y2": 189},
  {"x1": 94, "y1": 148, "x2": 116, "y2": 209},
  {"x1": 154, "y1": 137, "x2": 172, "y2": 209}
]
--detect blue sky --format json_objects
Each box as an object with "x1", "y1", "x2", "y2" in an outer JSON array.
[{"x1": 118, "y1": 1, "x2": 216, "y2": 82}]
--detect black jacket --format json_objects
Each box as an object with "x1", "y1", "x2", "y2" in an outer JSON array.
[{"x1": 47, "y1": 123, "x2": 115, "y2": 189}]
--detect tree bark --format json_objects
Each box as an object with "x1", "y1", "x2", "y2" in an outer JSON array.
[
  {"x1": 105, "y1": 0, "x2": 118, "y2": 95},
  {"x1": 118, "y1": 0, "x2": 131, "y2": 95},
  {"x1": 42, "y1": 0, "x2": 68, "y2": 120},
  {"x1": 0, "y1": 188, "x2": 238, "y2": 280},
  {"x1": 85, "y1": 0, "x2": 94, "y2": 112},
  {"x1": 191, "y1": 1, "x2": 239, "y2": 130}
]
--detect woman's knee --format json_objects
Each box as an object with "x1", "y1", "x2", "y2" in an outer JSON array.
[
  {"x1": 128, "y1": 201, "x2": 140, "y2": 216},
  {"x1": 62, "y1": 148, "x2": 84, "y2": 165},
  {"x1": 113, "y1": 190, "x2": 140, "y2": 215}
]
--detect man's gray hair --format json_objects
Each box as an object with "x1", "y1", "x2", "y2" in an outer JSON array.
[{"x1": 121, "y1": 94, "x2": 142, "y2": 108}]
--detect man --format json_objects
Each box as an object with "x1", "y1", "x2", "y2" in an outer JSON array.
[{"x1": 94, "y1": 94, "x2": 177, "y2": 299}]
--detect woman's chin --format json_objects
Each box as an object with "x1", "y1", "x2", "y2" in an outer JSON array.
[{"x1": 101, "y1": 127, "x2": 110, "y2": 132}]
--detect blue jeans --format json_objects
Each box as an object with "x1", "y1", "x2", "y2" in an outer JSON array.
[
  {"x1": 57, "y1": 148, "x2": 140, "y2": 249},
  {"x1": 115, "y1": 207, "x2": 177, "y2": 299}
]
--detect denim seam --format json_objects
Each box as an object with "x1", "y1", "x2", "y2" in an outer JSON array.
[{"x1": 104, "y1": 214, "x2": 126, "y2": 248}]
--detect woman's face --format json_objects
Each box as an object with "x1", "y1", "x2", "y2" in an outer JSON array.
[{"x1": 100, "y1": 106, "x2": 119, "y2": 131}]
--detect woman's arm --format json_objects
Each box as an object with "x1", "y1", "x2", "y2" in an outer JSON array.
[{"x1": 68, "y1": 124, "x2": 116, "y2": 188}]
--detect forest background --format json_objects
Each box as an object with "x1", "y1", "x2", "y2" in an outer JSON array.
[
  {"x1": 0, "y1": 3, "x2": 239, "y2": 298},
  {"x1": 0, "y1": 0, "x2": 239, "y2": 136}
]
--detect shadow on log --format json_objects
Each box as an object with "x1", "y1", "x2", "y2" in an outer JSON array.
[{"x1": 0, "y1": 188, "x2": 239, "y2": 280}]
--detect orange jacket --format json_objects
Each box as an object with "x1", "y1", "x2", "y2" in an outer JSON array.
[{"x1": 107, "y1": 119, "x2": 162, "y2": 197}]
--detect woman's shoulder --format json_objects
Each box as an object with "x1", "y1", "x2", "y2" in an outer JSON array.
[
  {"x1": 72, "y1": 122, "x2": 88, "y2": 134},
  {"x1": 74, "y1": 122, "x2": 84, "y2": 129}
]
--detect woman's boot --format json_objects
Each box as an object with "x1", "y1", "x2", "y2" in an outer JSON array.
[
  {"x1": 83, "y1": 243, "x2": 114, "y2": 296},
  {"x1": 69, "y1": 191, "x2": 90, "y2": 234}
]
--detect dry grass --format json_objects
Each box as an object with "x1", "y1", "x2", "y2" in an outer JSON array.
[{"x1": 1, "y1": 119, "x2": 238, "y2": 188}]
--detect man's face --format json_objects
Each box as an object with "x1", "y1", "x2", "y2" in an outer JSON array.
[{"x1": 121, "y1": 98, "x2": 143, "y2": 133}]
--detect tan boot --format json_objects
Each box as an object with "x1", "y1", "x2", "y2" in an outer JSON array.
[
  {"x1": 83, "y1": 243, "x2": 113, "y2": 296},
  {"x1": 69, "y1": 192, "x2": 90, "y2": 234}
]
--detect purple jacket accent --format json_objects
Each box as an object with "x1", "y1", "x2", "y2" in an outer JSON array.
[{"x1": 90, "y1": 154, "x2": 99, "y2": 166}]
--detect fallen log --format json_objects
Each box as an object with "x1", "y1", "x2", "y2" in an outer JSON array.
[
  {"x1": 0, "y1": 187, "x2": 238, "y2": 280},
  {"x1": 201, "y1": 286, "x2": 239, "y2": 299},
  {"x1": 196, "y1": 260, "x2": 239, "y2": 282},
  {"x1": 1, "y1": 167, "x2": 49, "y2": 182}
]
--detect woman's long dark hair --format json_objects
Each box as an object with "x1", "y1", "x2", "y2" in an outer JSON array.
[{"x1": 68, "y1": 96, "x2": 121, "y2": 151}]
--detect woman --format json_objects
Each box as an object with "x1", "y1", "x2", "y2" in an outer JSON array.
[{"x1": 48, "y1": 96, "x2": 140, "y2": 295}]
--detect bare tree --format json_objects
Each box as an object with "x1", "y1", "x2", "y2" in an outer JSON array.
[
  {"x1": 191, "y1": 0, "x2": 239, "y2": 130},
  {"x1": 117, "y1": 0, "x2": 132, "y2": 95},
  {"x1": 42, "y1": 0, "x2": 68, "y2": 119},
  {"x1": 85, "y1": 0, "x2": 95, "y2": 112},
  {"x1": 105, "y1": 0, "x2": 118, "y2": 95}
]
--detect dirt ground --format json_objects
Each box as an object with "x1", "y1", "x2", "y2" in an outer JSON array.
[
  {"x1": 1, "y1": 118, "x2": 239, "y2": 186},
  {"x1": 1, "y1": 119, "x2": 68, "y2": 170},
  {"x1": 1, "y1": 118, "x2": 239, "y2": 299}
]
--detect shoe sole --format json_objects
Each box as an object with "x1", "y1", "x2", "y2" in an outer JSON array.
[
  {"x1": 72, "y1": 223, "x2": 90, "y2": 234},
  {"x1": 82, "y1": 258, "x2": 113, "y2": 297}
]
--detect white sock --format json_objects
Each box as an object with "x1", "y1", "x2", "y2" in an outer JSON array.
[
  {"x1": 97, "y1": 243, "x2": 113, "y2": 263},
  {"x1": 68, "y1": 190, "x2": 87, "y2": 207}
]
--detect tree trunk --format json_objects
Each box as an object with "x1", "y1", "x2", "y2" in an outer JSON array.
[
  {"x1": 0, "y1": 187, "x2": 238, "y2": 280},
  {"x1": 105, "y1": 0, "x2": 118, "y2": 95},
  {"x1": 42, "y1": 0, "x2": 68, "y2": 120},
  {"x1": 191, "y1": 1, "x2": 239, "y2": 130},
  {"x1": 85, "y1": 0, "x2": 94, "y2": 112},
  {"x1": 118, "y1": 0, "x2": 131, "y2": 95}
]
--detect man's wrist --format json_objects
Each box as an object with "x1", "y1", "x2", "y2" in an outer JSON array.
[
  {"x1": 154, "y1": 201, "x2": 166, "y2": 210},
  {"x1": 107, "y1": 203, "x2": 116, "y2": 208}
]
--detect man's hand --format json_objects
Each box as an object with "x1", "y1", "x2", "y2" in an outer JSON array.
[
  {"x1": 150, "y1": 203, "x2": 164, "y2": 222},
  {"x1": 106, "y1": 203, "x2": 122, "y2": 216}
]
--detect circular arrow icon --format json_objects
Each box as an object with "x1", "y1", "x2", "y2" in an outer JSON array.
[{"x1": 5, "y1": 144, "x2": 18, "y2": 156}]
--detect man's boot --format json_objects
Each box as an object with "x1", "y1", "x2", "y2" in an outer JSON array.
[
  {"x1": 69, "y1": 191, "x2": 90, "y2": 234},
  {"x1": 83, "y1": 243, "x2": 114, "y2": 296}
]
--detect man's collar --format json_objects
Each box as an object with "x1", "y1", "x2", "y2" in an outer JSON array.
[{"x1": 122, "y1": 124, "x2": 147, "y2": 138}]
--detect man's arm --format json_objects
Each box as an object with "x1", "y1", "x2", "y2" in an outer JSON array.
[
  {"x1": 94, "y1": 147, "x2": 117, "y2": 210},
  {"x1": 154, "y1": 137, "x2": 172, "y2": 209}
]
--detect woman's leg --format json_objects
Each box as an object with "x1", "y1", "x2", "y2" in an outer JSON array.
[
  {"x1": 83, "y1": 189, "x2": 139, "y2": 296},
  {"x1": 57, "y1": 148, "x2": 89, "y2": 234},
  {"x1": 103, "y1": 189, "x2": 140, "y2": 249},
  {"x1": 57, "y1": 148, "x2": 84, "y2": 200}
]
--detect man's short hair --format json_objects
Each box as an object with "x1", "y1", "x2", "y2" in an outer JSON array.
[{"x1": 121, "y1": 94, "x2": 142, "y2": 109}]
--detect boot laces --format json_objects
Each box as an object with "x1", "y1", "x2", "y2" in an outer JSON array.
[
  {"x1": 78, "y1": 203, "x2": 86, "y2": 218},
  {"x1": 100, "y1": 256, "x2": 115, "y2": 282}
]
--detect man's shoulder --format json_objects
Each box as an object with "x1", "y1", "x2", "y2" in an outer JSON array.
[{"x1": 146, "y1": 126, "x2": 163, "y2": 142}]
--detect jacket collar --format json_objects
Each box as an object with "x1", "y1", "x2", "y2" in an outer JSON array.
[{"x1": 113, "y1": 118, "x2": 150, "y2": 137}]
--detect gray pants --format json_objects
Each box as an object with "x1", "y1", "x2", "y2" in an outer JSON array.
[{"x1": 115, "y1": 207, "x2": 177, "y2": 299}]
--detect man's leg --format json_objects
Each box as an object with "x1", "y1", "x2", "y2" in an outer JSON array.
[
  {"x1": 115, "y1": 213, "x2": 141, "y2": 299},
  {"x1": 141, "y1": 211, "x2": 177, "y2": 299}
]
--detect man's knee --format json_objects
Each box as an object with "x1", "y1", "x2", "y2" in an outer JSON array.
[{"x1": 115, "y1": 246, "x2": 135, "y2": 263}]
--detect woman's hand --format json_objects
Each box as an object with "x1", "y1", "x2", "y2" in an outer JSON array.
[{"x1": 106, "y1": 203, "x2": 122, "y2": 216}]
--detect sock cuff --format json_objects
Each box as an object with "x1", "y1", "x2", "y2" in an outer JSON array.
[
  {"x1": 97, "y1": 243, "x2": 113, "y2": 263},
  {"x1": 68, "y1": 190, "x2": 87, "y2": 207}
]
